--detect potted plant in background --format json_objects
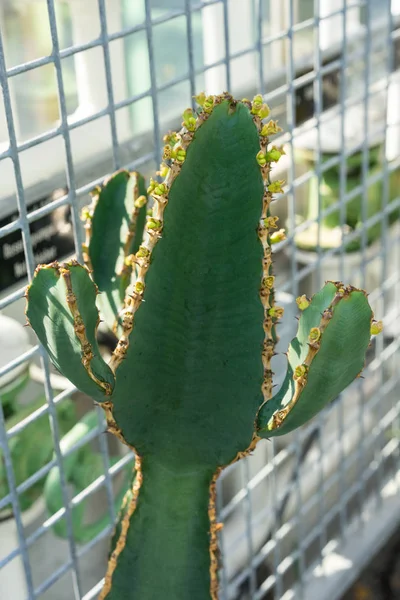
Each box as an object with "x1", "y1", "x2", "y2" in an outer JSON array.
[
  {"x1": 0, "y1": 314, "x2": 130, "y2": 599},
  {"x1": 0, "y1": 313, "x2": 76, "y2": 599},
  {"x1": 292, "y1": 98, "x2": 400, "y2": 334}
]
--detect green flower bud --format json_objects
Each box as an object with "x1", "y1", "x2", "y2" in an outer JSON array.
[
  {"x1": 251, "y1": 94, "x2": 264, "y2": 114},
  {"x1": 153, "y1": 183, "x2": 167, "y2": 196},
  {"x1": 256, "y1": 151, "x2": 267, "y2": 167},
  {"x1": 173, "y1": 146, "x2": 186, "y2": 163},
  {"x1": 182, "y1": 108, "x2": 197, "y2": 131},
  {"x1": 265, "y1": 146, "x2": 283, "y2": 162},
  {"x1": 147, "y1": 218, "x2": 163, "y2": 231},
  {"x1": 136, "y1": 246, "x2": 150, "y2": 259},
  {"x1": 268, "y1": 180, "x2": 285, "y2": 194},
  {"x1": 270, "y1": 229, "x2": 286, "y2": 244},
  {"x1": 147, "y1": 178, "x2": 157, "y2": 194},
  {"x1": 157, "y1": 163, "x2": 169, "y2": 178},
  {"x1": 203, "y1": 95, "x2": 215, "y2": 113},
  {"x1": 258, "y1": 104, "x2": 270, "y2": 120},
  {"x1": 163, "y1": 131, "x2": 179, "y2": 145}
]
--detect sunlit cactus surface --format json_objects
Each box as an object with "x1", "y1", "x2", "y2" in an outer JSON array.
[{"x1": 25, "y1": 93, "x2": 381, "y2": 600}]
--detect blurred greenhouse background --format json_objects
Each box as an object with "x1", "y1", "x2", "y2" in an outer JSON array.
[{"x1": 0, "y1": 0, "x2": 399, "y2": 599}]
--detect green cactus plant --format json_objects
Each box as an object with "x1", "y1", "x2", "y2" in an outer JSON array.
[{"x1": 25, "y1": 93, "x2": 381, "y2": 600}]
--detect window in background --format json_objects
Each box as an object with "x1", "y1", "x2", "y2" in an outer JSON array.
[{"x1": 0, "y1": 0, "x2": 78, "y2": 141}]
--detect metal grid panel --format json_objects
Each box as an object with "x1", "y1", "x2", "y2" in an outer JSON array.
[{"x1": 0, "y1": 0, "x2": 399, "y2": 598}]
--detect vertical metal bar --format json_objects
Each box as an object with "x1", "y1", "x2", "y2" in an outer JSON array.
[
  {"x1": 271, "y1": 439, "x2": 283, "y2": 599},
  {"x1": 313, "y1": 0, "x2": 323, "y2": 289},
  {"x1": 221, "y1": 0, "x2": 231, "y2": 91},
  {"x1": 45, "y1": 2, "x2": 92, "y2": 595},
  {"x1": 0, "y1": 35, "x2": 35, "y2": 279},
  {"x1": 357, "y1": 0, "x2": 370, "y2": 520},
  {"x1": 144, "y1": 0, "x2": 162, "y2": 169},
  {"x1": 93, "y1": 0, "x2": 120, "y2": 532},
  {"x1": 287, "y1": 0, "x2": 299, "y2": 299},
  {"x1": 185, "y1": 0, "x2": 196, "y2": 106},
  {"x1": 287, "y1": 0, "x2": 305, "y2": 594},
  {"x1": 384, "y1": 0, "x2": 400, "y2": 493},
  {"x1": 256, "y1": 0, "x2": 265, "y2": 93},
  {"x1": 216, "y1": 475, "x2": 228, "y2": 599},
  {"x1": 313, "y1": 0, "x2": 327, "y2": 562},
  {"x1": 374, "y1": 0, "x2": 393, "y2": 506},
  {"x1": 337, "y1": 0, "x2": 348, "y2": 540},
  {"x1": 241, "y1": 458, "x2": 257, "y2": 597},
  {"x1": 46, "y1": 0, "x2": 82, "y2": 262},
  {"x1": 97, "y1": 0, "x2": 121, "y2": 169},
  {"x1": 0, "y1": 404, "x2": 35, "y2": 597}
]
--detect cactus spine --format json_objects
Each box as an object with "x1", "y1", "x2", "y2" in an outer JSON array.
[{"x1": 25, "y1": 93, "x2": 380, "y2": 600}]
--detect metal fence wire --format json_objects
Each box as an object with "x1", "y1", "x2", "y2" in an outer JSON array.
[{"x1": 0, "y1": 0, "x2": 399, "y2": 599}]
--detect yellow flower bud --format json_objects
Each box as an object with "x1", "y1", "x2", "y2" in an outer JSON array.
[
  {"x1": 308, "y1": 327, "x2": 321, "y2": 343},
  {"x1": 370, "y1": 320, "x2": 383, "y2": 335},
  {"x1": 260, "y1": 120, "x2": 283, "y2": 137},
  {"x1": 296, "y1": 295, "x2": 310, "y2": 310},
  {"x1": 269, "y1": 306, "x2": 284, "y2": 319},
  {"x1": 262, "y1": 275, "x2": 275, "y2": 289},
  {"x1": 194, "y1": 92, "x2": 206, "y2": 106},
  {"x1": 270, "y1": 229, "x2": 286, "y2": 244},
  {"x1": 134, "y1": 195, "x2": 147, "y2": 209},
  {"x1": 294, "y1": 364, "x2": 307, "y2": 380},
  {"x1": 136, "y1": 246, "x2": 150, "y2": 259}
]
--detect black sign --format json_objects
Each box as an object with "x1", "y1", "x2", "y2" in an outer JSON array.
[{"x1": 0, "y1": 190, "x2": 75, "y2": 292}]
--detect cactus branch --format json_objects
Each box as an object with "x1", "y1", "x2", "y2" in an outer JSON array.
[
  {"x1": 82, "y1": 170, "x2": 148, "y2": 335},
  {"x1": 257, "y1": 281, "x2": 373, "y2": 436},
  {"x1": 25, "y1": 260, "x2": 114, "y2": 402}
]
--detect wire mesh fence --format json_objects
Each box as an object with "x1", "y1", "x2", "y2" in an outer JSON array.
[{"x1": 0, "y1": 0, "x2": 399, "y2": 598}]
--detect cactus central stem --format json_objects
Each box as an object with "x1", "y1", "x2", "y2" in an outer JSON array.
[{"x1": 104, "y1": 458, "x2": 216, "y2": 600}]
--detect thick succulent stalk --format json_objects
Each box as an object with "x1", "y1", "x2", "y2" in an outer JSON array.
[
  {"x1": 25, "y1": 93, "x2": 380, "y2": 600},
  {"x1": 103, "y1": 459, "x2": 215, "y2": 600}
]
